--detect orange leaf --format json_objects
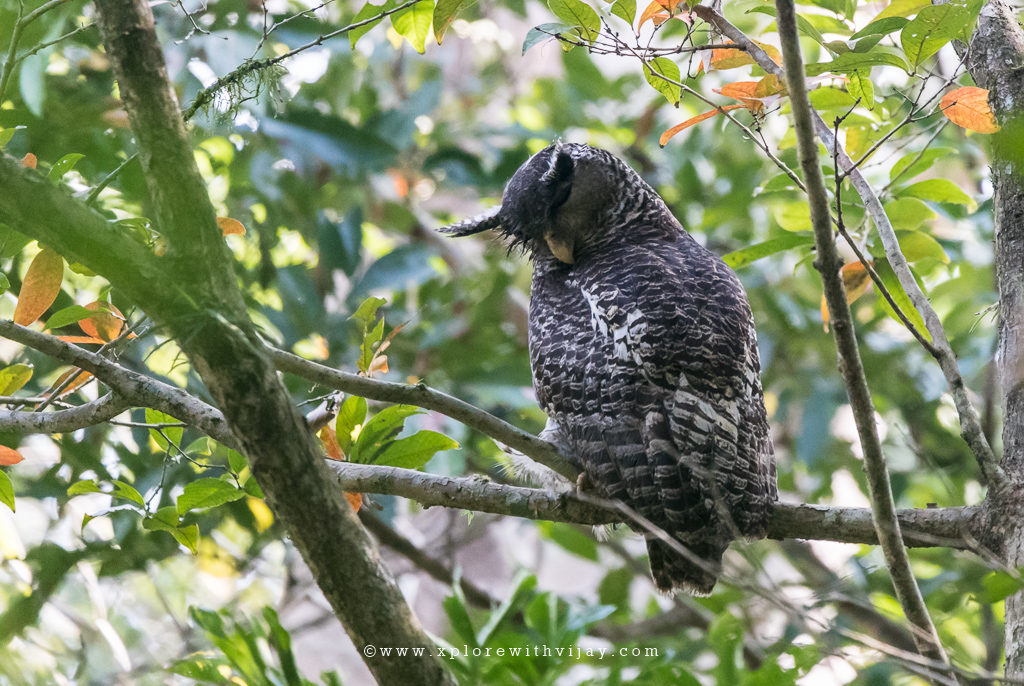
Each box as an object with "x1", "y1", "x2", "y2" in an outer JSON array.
[
  {"x1": 940, "y1": 87, "x2": 999, "y2": 134},
  {"x1": 660, "y1": 105, "x2": 745, "y2": 145},
  {"x1": 0, "y1": 446, "x2": 24, "y2": 465},
  {"x1": 318, "y1": 426, "x2": 361, "y2": 511},
  {"x1": 638, "y1": 0, "x2": 687, "y2": 26},
  {"x1": 714, "y1": 81, "x2": 765, "y2": 113},
  {"x1": 822, "y1": 261, "x2": 873, "y2": 331},
  {"x1": 21, "y1": 153, "x2": 36, "y2": 169},
  {"x1": 49, "y1": 369, "x2": 94, "y2": 400},
  {"x1": 216, "y1": 217, "x2": 246, "y2": 236},
  {"x1": 13, "y1": 249, "x2": 64, "y2": 326},
  {"x1": 345, "y1": 491, "x2": 363, "y2": 511},
  {"x1": 319, "y1": 425, "x2": 344, "y2": 461},
  {"x1": 80, "y1": 301, "x2": 126, "y2": 342},
  {"x1": 708, "y1": 41, "x2": 781, "y2": 71},
  {"x1": 58, "y1": 335, "x2": 107, "y2": 344}
]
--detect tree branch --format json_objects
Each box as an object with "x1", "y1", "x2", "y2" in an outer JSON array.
[
  {"x1": 269, "y1": 347, "x2": 580, "y2": 481},
  {"x1": 327, "y1": 462, "x2": 981, "y2": 549},
  {"x1": 692, "y1": 3, "x2": 1007, "y2": 493},
  {"x1": 771, "y1": 0, "x2": 952, "y2": 673},
  {"x1": 0, "y1": 392, "x2": 129, "y2": 434}
]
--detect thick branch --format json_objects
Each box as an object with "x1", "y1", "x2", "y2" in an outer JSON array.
[
  {"x1": 89, "y1": 3, "x2": 454, "y2": 683},
  {"x1": 772, "y1": 0, "x2": 951, "y2": 672},
  {"x1": 270, "y1": 347, "x2": 580, "y2": 481},
  {"x1": 327, "y1": 462, "x2": 981, "y2": 549},
  {"x1": 0, "y1": 393, "x2": 128, "y2": 434},
  {"x1": 692, "y1": 4, "x2": 1006, "y2": 492}
]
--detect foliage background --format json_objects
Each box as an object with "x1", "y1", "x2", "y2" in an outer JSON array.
[{"x1": 0, "y1": 0, "x2": 1006, "y2": 683}]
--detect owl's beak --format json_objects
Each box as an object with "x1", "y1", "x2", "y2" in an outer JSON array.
[
  {"x1": 437, "y1": 205, "x2": 502, "y2": 237},
  {"x1": 544, "y1": 232, "x2": 575, "y2": 264}
]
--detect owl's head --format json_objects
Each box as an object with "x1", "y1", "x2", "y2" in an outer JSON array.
[{"x1": 439, "y1": 143, "x2": 651, "y2": 265}]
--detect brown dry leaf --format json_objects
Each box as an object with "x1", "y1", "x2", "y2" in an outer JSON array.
[
  {"x1": 714, "y1": 81, "x2": 765, "y2": 113},
  {"x1": 0, "y1": 446, "x2": 24, "y2": 466},
  {"x1": 660, "y1": 105, "x2": 745, "y2": 146},
  {"x1": 58, "y1": 335, "x2": 107, "y2": 344},
  {"x1": 216, "y1": 217, "x2": 246, "y2": 236},
  {"x1": 13, "y1": 249, "x2": 64, "y2": 326},
  {"x1": 940, "y1": 87, "x2": 999, "y2": 134},
  {"x1": 707, "y1": 41, "x2": 781, "y2": 70},
  {"x1": 21, "y1": 153, "x2": 37, "y2": 169},
  {"x1": 319, "y1": 425, "x2": 344, "y2": 461},
  {"x1": 318, "y1": 426, "x2": 362, "y2": 512},
  {"x1": 80, "y1": 301, "x2": 125, "y2": 342},
  {"x1": 822, "y1": 261, "x2": 873, "y2": 331}
]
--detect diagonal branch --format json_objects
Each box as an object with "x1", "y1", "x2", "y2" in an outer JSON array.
[
  {"x1": 0, "y1": 392, "x2": 129, "y2": 433},
  {"x1": 770, "y1": 0, "x2": 953, "y2": 675},
  {"x1": 692, "y1": 4, "x2": 1006, "y2": 493}
]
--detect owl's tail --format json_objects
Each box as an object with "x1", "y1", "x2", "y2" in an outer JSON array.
[{"x1": 646, "y1": 537, "x2": 726, "y2": 596}]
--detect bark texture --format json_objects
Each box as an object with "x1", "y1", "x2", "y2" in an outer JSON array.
[{"x1": 965, "y1": 0, "x2": 1024, "y2": 676}]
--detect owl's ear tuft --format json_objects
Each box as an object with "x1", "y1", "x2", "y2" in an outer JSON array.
[
  {"x1": 436, "y1": 205, "x2": 502, "y2": 237},
  {"x1": 543, "y1": 149, "x2": 574, "y2": 211}
]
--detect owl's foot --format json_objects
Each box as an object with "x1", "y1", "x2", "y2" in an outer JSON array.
[{"x1": 575, "y1": 471, "x2": 593, "y2": 496}]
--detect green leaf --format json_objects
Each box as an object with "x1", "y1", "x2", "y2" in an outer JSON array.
[
  {"x1": 143, "y1": 505, "x2": 180, "y2": 532},
  {"x1": 897, "y1": 178, "x2": 977, "y2": 211},
  {"x1": 392, "y1": 0, "x2": 435, "y2": 54},
  {"x1": 978, "y1": 571, "x2": 1024, "y2": 603},
  {"x1": 370, "y1": 430, "x2": 458, "y2": 469},
  {"x1": 548, "y1": 0, "x2": 600, "y2": 42},
  {"x1": 336, "y1": 395, "x2": 368, "y2": 455},
  {"x1": 723, "y1": 234, "x2": 816, "y2": 269},
  {"x1": 442, "y1": 593, "x2": 478, "y2": 647},
  {"x1": 433, "y1": 0, "x2": 469, "y2": 43},
  {"x1": 0, "y1": 126, "x2": 25, "y2": 148},
  {"x1": 772, "y1": 201, "x2": 813, "y2": 232},
  {"x1": 146, "y1": 408, "x2": 184, "y2": 452},
  {"x1": 897, "y1": 230, "x2": 949, "y2": 264},
  {"x1": 44, "y1": 305, "x2": 101, "y2": 330},
  {"x1": 349, "y1": 0, "x2": 397, "y2": 48},
  {"x1": 263, "y1": 607, "x2": 301, "y2": 685},
  {"x1": 47, "y1": 153, "x2": 84, "y2": 184},
  {"x1": 227, "y1": 449, "x2": 247, "y2": 474},
  {"x1": 883, "y1": 197, "x2": 936, "y2": 230},
  {"x1": 350, "y1": 296, "x2": 386, "y2": 328},
  {"x1": 476, "y1": 571, "x2": 536, "y2": 646},
  {"x1": 900, "y1": 3, "x2": 970, "y2": 68},
  {"x1": 890, "y1": 147, "x2": 954, "y2": 182},
  {"x1": 358, "y1": 315, "x2": 386, "y2": 373},
  {"x1": 610, "y1": 0, "x2": 635, "y2": 26},
  {"x1": 808, "y1": 87, "x2": 858, "y2": 111},
  {"x1": 643, "y1": 57, "x2": 680, "y2": 105},
  {"x1": 177, "y1": 478, "x2": 245, "y2": 515},
  {"x1": 68, "y1": 480, "x2": 103, "y2": 496},
  {"x1": 874, "y1": 0, "x2": 931, "y2": 20},
  {"x1": 0, "y1": 272, "x2": 9, "y2": 294},
  {"x1": 874, "y1": 261, "x2": 931, "y2": 341},
  {"x1": 806, "y1": 50, "x2": 908, "y2": 76},
  {"x1": 851, "y1": 16, "x2": 908, "y2": 39},
  {"x1": 0, "y1": 470, "x2": 14, "y2": 512},
  {"x1": 539, "y1": 521, "x2": 599, "y2": 560},
  {"x1": 747, "y1": 6, "x2": 825, "y2": 47},
  {"x1": 171, "y1": 524, "x2": 200, "y2": 554},
  {"x1": 111, "y1": 480, "x2": 145, "y2": 507},
  {"x1": 522, "y1": 23, "x2": 571, "y2": 55},
  {"x1": 847, "y1": 69, "x2": 874, "y2": 109},
  {"x1": 0, "y1": 364, "x2": 33, "y2": 395},
  {"x1": 351, "y1": 404, "x2": 421, "y2": 463}
]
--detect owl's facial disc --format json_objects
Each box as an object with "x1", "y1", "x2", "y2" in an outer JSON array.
[{"x1": 544, "y1": 231, "x2": 575, "y2": 264}]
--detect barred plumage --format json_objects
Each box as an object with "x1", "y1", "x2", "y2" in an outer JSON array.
[{"x1": 441, "y1": 142, "x2": 776, "y2": 595}]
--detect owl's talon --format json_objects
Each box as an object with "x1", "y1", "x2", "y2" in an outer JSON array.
[{"x1": 575, "y1": 472, "x2": 593, "y2": 496}]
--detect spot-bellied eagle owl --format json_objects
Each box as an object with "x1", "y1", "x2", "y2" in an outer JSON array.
[{"x1": 440, "y1": 143, "x2": 776, "y2": 595}]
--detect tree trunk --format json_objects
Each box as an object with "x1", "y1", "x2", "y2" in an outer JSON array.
[{"x1": 965, "y1": 0, "x2": 1024, "y2": 676}]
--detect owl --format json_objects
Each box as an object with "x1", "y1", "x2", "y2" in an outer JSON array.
[{"x1": 440, "y1": 142, "x2": 776, "y2": 595}]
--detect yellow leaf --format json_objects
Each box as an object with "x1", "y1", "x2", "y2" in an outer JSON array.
[
  {"x1": 940, "y1": 87, "x2": 999, "y2": 134},
  {"x1": 822, "y1": 261, "x2": 873, "y2": 331},
  {"x1": 660, "y1": 105, "x2": 745, "y2": 146},
  {"x1": 0, "y1": 446, "x2": 24, "y2": 466},
  {"x1": 14, "y1": 249, "x2": 64, "y2": 326},
  {"x1": 708, "y1": 41, "x2": 781, "y2": 70},
  {"x1": 216, "y1": 217, "x2": 246, "y2": 236}
]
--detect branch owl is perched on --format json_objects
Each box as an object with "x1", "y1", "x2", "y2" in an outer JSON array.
[{"x1": 440, "y1": 143, "x2": 777, "y2": 595}]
